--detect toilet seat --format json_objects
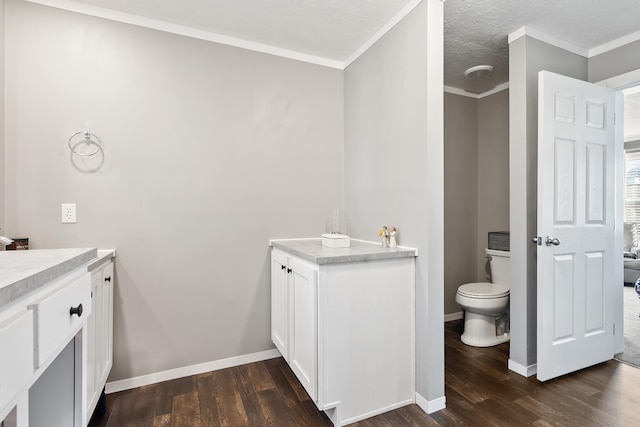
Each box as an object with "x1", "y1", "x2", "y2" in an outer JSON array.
[{"x1": 457, "y1": 282, "x2": 509, "y2": 299}]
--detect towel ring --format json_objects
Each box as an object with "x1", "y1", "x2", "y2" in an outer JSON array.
[{"x1": 68, "y1": 130, "x2": 102, "y2": 157}]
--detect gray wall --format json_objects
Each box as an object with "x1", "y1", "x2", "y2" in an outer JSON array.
[
  {"x1": 444, "y1": 93, "x2": 478, "y2": 314},
  {"x1": 477, "y1": 90, "x2": 510, "y2": 279},
  {"x1": 344, "y1": 0, "x2": 445, "y2": 407},
  {"x1": 509, "y1": 36, "x2": 587, "y2": 370},
  {"x1": 589, "y1": 39, "x2": 640, "y2": 83},
  {"x1": 4, "y1": 0, "x2": 344, "y2": 381},
  {"x1": 0, "y1": 0, "x2": 4, "y2": 234},
  {"x1": 443, "y1": 90, "x2": 509, "y2": 316}
]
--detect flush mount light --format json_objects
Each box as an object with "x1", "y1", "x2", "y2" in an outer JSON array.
[{"x1": 464, "y1": 65, "x2": 493, "y2": 79}]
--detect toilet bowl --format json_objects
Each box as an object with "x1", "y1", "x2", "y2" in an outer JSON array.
[{"x1": 456, "y1": 249, "x2": 510, "y2": 347}]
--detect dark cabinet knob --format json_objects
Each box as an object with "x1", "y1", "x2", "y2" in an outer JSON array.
[
  {"x1": 70, "y1": 304, "x2": 84, "y2": 317},
  {"x1": 287, "y1": 268, "x2": 292, "y2": 274},
  {"x1": 281, "y1": 265, "x2": 286, "y2": 270},
  {"x1": 105, "y1": 276, "x2": 111, "y2": 282}
]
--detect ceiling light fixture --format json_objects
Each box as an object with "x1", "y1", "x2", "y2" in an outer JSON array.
[{"x1": 464, "y1": 65, "x2": 493, "y2": 79}]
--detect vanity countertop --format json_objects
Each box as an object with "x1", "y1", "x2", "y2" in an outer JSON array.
[
  {"x1": 270, "y1": 238, "x2": 417, "y2": 265},
  {"x1": 88, "y1": 249, "x2": 116, "y2": 272},
  {"x1": 0, "y1": 248, "x2": 98, "y2": 308}
]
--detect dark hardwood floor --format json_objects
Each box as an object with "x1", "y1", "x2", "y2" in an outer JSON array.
[{"x1": 89, "y1": 320, "x2": 640, "y2": 426}]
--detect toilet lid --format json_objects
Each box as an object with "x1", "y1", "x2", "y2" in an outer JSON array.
[{"x1": 457, "y1": 282, "x2": 509, "y2": 299}]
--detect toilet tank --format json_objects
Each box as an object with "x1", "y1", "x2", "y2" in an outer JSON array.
[{"x1": 485, "y1": 248, "x2": 510, "y2": 286}]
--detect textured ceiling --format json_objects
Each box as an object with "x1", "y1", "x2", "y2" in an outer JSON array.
[
  {"x1": 444, "y1": 0, "x2": 640, "y2": 94},
  {"x1": 28, "y1": 0, "x2": 640, "y2": 95}
]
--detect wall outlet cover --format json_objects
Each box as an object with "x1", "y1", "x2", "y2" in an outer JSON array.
[{"x1": 61, "y1": 203, "x2": 77, "y2": 223}]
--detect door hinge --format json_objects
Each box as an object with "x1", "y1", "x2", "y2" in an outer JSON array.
[{"x1": 613, "y1": 323, "x2": 616, "y2": 335}]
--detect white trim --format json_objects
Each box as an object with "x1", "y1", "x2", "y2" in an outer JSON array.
[
  {"x1": 415, "y1": 392, "x2": 446, "y2": 414},
  {"x1": 343, "y1": 0, "x2": 423, "y2": 68},
  {"x1": 25, "y1": 0, "x2": 423, "y2": 72},
  {"x1": 596, "y1": 69, "x2": 640, "y2": 90},
  {"x1": 444, "y1": 82, "x2": 509, "y2": 99},
  {"x1": 478, "y1": 82, "x2": 510, "y2": 98},
  {"x1": 623, "y1": 84, "x2": 640, "y2": 95},
  {"x1": 444, "y1": 311, "x2": 463, "y2": 322},
  {"x1": 25, "y1": 0, "x2": 343, "y2": 69},
  {"x1": 444, "y1": 85, "x2": 480, "y2": 98},
  {"x1": 589, "y1": 29, "x2": 640, "y2": 57},
  {"x1": 508, "y1": 359, "x2": 537, "y2": 377},
  {"x1": 509, "y1": 25, "x2": 640, "y2": 62},
  {"x1": 508, "y1": 26, "x2": 588, "y2": 58},
  {"x1": 105, "y1": 349, "x2": 280, "y2": 394},
  {"x1": 507, "y1": 26, "x2": 527, "y2": 45}
]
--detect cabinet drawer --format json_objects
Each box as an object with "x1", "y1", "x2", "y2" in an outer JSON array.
[
  {"x1": 29, "y1": 273, "x2": 92, "y2": 368},
  {"x1": 0, "y1": 310, "x2": 34, "y2": 411}
]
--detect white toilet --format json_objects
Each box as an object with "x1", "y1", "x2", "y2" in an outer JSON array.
[{"x1": 455, "y1": 248, "x2": 510, "y2": 347}]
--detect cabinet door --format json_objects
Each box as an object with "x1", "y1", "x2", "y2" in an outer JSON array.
[
  {"x1": 0, "y1": 311, "x2": 33, "y2": 413},
  {"x1": 86, "y1": 277, "x2": 98, "y2": 413},
  {"x1": 86, "y1": 259, "x2": 114, "y2": 419},
  {"x1": 289, "y1": 257, "x2": 318, "y2": 402},
  {"x1": 98, "y1": 261, "x2": 114, "y2": 385},
  {"x1": 271, "y1": 250, "x2": 289, "y2": 361}
]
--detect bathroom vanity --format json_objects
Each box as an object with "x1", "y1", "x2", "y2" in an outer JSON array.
[
  {"x1": 270, "y1": 238, "x2": 417, "y2": 426},
  {"x1": 0, "y1": 248, "x2": 115, "y2": 427}
]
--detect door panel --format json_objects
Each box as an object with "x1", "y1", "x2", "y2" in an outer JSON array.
[
  {"x1": 586, "y1": 142, "x2": 605, "y2": 222},
  {"x1": 554, "y1": 138, "x2": 575, "y2": 224},
  {"x1": 289, "y1": 257, "x2": 318, "y2": 402},
  {"x1": 537, "y1": 71, "x2": 616, "y2": 381},
  {"x1": 271, "y1": 250, "x2": 289, "y2": 361}
]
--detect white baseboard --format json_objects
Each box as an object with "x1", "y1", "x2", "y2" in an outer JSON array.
[
  {"x1": 415, "y1": 392, "x2": 446, "y2": 414},
  {"x1": 444, "y1": 311, "x2": 463, "y2": 322},
  {"x1": 508, "y1": 359, "x2": 537, "y2": 377},
  {"x1": 105, "y1": 349, "x2": 281, "y2": 394}
]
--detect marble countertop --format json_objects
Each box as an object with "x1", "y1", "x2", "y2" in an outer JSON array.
[
  {"x1": 270, "y1": 238, "x2": 417, "y2": 265},
  {"x1": 88, "y1": 249, "x2": 116, "y2": 272},
  {"x1": 0, "y1": 248, "x2": 98, "y2": 308}
]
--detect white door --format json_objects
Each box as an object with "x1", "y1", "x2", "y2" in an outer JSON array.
[{"x1": 537, "y1": 70, "x2": 616, "y2": 381}]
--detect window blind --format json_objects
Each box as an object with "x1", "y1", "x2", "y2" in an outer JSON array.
[{"x1": 625, "y1": 150, "x2": 640, "y2": 222}]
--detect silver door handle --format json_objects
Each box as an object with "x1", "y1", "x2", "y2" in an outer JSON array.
[
  {"x1": 531, "y1": 236, "x2": 541, "y2": 245},
  {"x1": 545, "y1": 237, "x2": 560, "y2": 246}
]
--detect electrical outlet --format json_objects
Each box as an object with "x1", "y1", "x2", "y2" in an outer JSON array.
[{"x1": 61, "y1": 203, "x2": 77, "y2": 223}]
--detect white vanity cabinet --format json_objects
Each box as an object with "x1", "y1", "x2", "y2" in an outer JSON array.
[
  {"x1": 86, "y1": 254, "x2": 114, "y2": 421},
  {"x1": 0, "y1": 248, "x2": 115, "y2": 427},
  {"x1": 270, "y1": 239, "x2": 416, "y2": 427},
  {"x1": 0, "y1": 249, "x2": 96, "y2": 427},
  {"x1": 0, "y1": 311, "x2": 33, "y2": 418},
  {"x1": 271, "y1": 250, "x2": 319, "y2": 401}
]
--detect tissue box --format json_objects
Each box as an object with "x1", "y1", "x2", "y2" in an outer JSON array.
[{"x1": 321, "y1": 233, "x2": 350, "y2": 248}]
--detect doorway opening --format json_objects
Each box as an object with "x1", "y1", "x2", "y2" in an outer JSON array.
[{"x1": 617, "y1": 83, "x2": 640, "y2": 367}]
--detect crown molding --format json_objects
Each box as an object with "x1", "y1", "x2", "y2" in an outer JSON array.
[
  {"x1": 509, "y1": 25, "x2": 640, "y2": 61},
  {"x1": 589, "y1": 29, "x2": 640, "y2": 57},
  {"x1": 24, "y1": 0, "x2": 343, "y2": 68},
  {"x1": 508, "y1": 26, "x2": 588, "y2": 57},
  {"x1": 343, "y1": 0, "x2": 423, "y2": 68},
  {"x1": 444, "y1": 82, "x2": 509, "y2": 99},
  {"x1": 26, "y1": 0, "x2": 423, "y2": 71}
]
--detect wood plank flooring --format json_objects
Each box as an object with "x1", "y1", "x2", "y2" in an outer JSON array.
[{"x1": 89, "y1": 320, "x2": 640, "y2": 426}]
